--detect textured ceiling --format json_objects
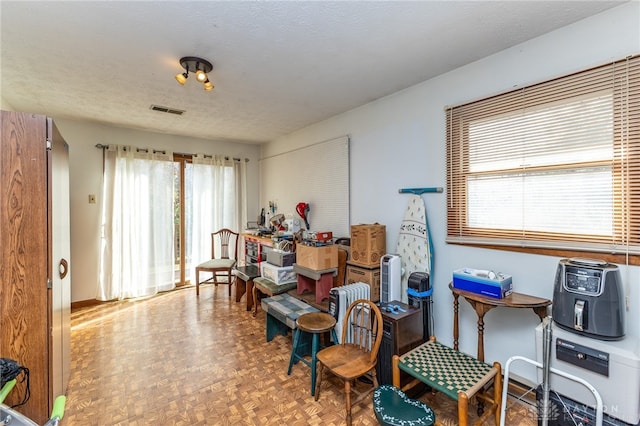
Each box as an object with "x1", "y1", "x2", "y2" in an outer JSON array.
[{"x1": 0, "y1": 1, "x2": 626, "y2": 144}]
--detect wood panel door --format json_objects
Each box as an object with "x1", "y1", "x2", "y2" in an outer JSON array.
[
  {"x1": 48, "y1": 118, "x2": 71, "y2": 405},
  {"x1": 0, "y1": 111, "x2": 70, "y2": 424}
]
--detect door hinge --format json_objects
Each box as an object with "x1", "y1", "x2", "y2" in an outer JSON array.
[
  {"x1": 47, "y1": 278, "x2": 52, "y2": 289},
  {"x1": 46, "y1": 138, "x2": 52, "y2": 150}
]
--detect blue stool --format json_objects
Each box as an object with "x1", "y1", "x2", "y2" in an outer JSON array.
[
  {"x1": 287, "y1": 312, "x2": 338, "y2": 396},
  {"x1": 373, "y1": 385, "x2": 436, "y2": 426}
]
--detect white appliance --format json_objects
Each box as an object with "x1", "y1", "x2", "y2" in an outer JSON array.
[
  {"x1": 328, "y1": 282, "x2": 370, "y2": 344},
  {"x1": 535, "y1": 322, "x2": 640, "y2": 424},
  {"x1": 380, "y1": 254, "x2": 402, "y2": 304}
]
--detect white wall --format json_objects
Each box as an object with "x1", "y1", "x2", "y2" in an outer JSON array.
[
  {"x1": 262, "y1": 2, "x2": 640, "y2": 383},
  {"x1": 1, "y1": 96, "x2": 15, "y2": 110},
  {"x1": 52, "y1": 119, "x2": 261, "y2": 303}
]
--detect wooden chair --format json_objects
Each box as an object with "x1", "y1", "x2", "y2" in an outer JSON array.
[
  {"x1": 314, "y1": 299, "x2": 383, "y2": 426},
  {"x1": 195, "y1": 228, "x2": 239, "y2": 296}
]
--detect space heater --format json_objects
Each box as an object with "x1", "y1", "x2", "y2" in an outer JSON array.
[
  {"x1": 380, "y1": 254, "x2": 402, "y2": 304},
  {"x1": 328, "y1": 282, "x2": 371, "y2": 344}
]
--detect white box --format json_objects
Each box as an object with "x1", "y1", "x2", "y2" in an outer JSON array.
[
  {"x1": 260, "y1": 263, "x2": 297, "y2": 285},
  {"x1": 535, "y1": 323, "x2": 640, "y2": 424}
]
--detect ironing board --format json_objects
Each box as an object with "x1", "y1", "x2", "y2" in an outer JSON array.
[{"x1": 395, "y1": 194, "x2": 433, "y2": 303}]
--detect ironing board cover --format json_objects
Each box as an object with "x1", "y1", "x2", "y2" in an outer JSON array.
[
  {"x1": 397, "y1": 340, "x2": 493, "y2": 401},
  {"x1": 395, "y1": 195, "x2": 433, "y2": 303}
]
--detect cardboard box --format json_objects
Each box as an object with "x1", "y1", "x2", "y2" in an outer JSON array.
[
  {"x1": 350, "y1": 223, "x2": 386, "y2": 267},
  {"x1": 452, "y1": 268, "x2": 513, "y2": 299},
  {"x1": 296, "y1": 244, "x2": 338, "y2": 270},
  {"x1": 260, "y1": 263, "x2": 297, "y2": 285},
  {"x1": 266, "y1": 250, "x2": 296, "y2": 267},
  {"x1": 346, "y1": 262, "x2": 380, "y2": 302}
]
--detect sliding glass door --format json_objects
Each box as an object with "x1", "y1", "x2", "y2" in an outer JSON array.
[
  {"x1": 172, "y1": 154, "x2": 246, "y2": 286},
  {"x1": 98, "y1": 148, "x2": 246, "y2": 300}
]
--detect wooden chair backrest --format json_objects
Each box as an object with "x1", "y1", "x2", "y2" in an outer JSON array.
[
  {"x1": 340, "y1": 299, "x2": 383, "y2": 363},
  {"x1": 211, "y1": 228, "x2": 239, "y2": 260}
]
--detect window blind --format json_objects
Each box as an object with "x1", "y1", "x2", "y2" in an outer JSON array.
[{"x1": 446, "y1": 55, "x2": 640, "y2": 257}]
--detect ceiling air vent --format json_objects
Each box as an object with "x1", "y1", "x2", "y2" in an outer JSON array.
[{"x1": 149, "y1": 105, "x2": 185, "y2": 115}]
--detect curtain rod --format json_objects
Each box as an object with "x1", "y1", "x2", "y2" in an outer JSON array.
[{"x1": 94, "y1": 144, "x2": 249, "y2": 162}]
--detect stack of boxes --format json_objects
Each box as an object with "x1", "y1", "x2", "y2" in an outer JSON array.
[
  {"x1": 294, "y1": 235, "x2": 340, "y2": 304},
  {"x1": 346, "y1": 223, "x2": 386, "y2": 302},
  {"x1": 260, "y1": 250, "x2": 297, "y2": 285},
  {"x1": 295, "y1": 244, "x2": 339, "y2": 270}
]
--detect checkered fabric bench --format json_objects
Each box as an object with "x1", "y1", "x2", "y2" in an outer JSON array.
[
  {"x1": 252, "y1": 277, "x2": 298, "y2": 316},
  {"x1": 392, "y1": 339, "x2": 502, "y2": 426},
  {"x1": 261, "y1": 293, "x2": 319, "y2": 342}
]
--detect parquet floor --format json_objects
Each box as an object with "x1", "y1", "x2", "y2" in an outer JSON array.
[{"x1": 64, "y1": 285, "x2": 538, "y2": 425}]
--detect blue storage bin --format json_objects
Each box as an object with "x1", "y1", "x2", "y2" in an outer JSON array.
[{"x1": 452, "y1": 268, "x2": 512, "y2": 298}]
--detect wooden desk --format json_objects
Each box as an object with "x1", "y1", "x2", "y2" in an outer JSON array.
[
  {"x1": 449, "y1": 283, "x2": 551, "y2": 361},
  {"x1": 241, "y1": 233, "x2": 274, "y2": 265}
]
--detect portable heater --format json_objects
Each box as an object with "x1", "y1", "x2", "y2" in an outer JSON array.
[
  {"x1": 380, "y1": 254, "x2": 401, "y2": 304},
  {"x1": 328, "y1": 282, "x2": 371, "y2": 344}
]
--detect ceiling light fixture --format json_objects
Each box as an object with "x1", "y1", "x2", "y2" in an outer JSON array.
[{"x1": 175, "y1": 56, "x2": 214, "y2": 91}]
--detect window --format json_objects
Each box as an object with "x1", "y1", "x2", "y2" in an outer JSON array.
[
  {"x1": 98, "y1": 147, "x2": 247, "y2": 301},
  {"x1": 446, "y1": 55, "x2": 639, "y2": 263}
]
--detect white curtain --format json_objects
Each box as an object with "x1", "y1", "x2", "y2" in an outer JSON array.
[
  {"x1": 97, "y1": 145, "x2": 176, "y2": 301},
  {"x1": 188, "y1": 155, "x2": 247, "y2": 280}
]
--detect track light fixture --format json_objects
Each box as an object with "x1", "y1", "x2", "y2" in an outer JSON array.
[{"x1": 175, "y1": 56, "x2": 214, "y2": 91}]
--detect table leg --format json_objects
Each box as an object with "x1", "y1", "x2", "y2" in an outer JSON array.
[
  {"x1": 476, "y1": 307, "x2": 486, "y2": 362},
  {"x1": 392, "y1": 355, "x2": 401, "y2": 388},
  {"x1": 458, "y1": 392, "x2": 469, "y2": 426},
  {"x1": 469, "y1": 302, "x2": 495, "y2": 416},
  {"x1": 246, "y1": 280, "x2": 254, "y2": 311},
  {"x1": 493, "y1": 362, "x2": 502, "y2": 426},
  {"x1": 236, "y1": 278, "x2": 247, "y2": 303},
  {"x1": 253, "y1": 285, "x2": 260, "y2": 317},
  {"x1": 533, "y1": 306, "x2": 548, "y2": 321},
  {"x1": 196, "y1": 268, "x2": 200, "y2": 296},
  {"x1": 453, "y1": 293, "x2": 460, "y2": 351}
]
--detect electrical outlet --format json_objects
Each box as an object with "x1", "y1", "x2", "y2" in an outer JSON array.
[{"x1": 89, "y1": 194, "x2": 96, "y2": 204}]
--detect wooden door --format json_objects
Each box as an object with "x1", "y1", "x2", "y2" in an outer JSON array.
[
  {"x1": 0, "y1": 111, "x2": 49, "y2": 423},
  {"x1": 0, "y1": 111, "x2": 69, "y2": 424},
  {"x1": 48, "y1": 118, "x2": 71, "y2": 404}
]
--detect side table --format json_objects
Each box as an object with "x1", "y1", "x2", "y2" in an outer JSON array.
[{"x1": 449, "y1": 283, "x2": 551, "y2": 361}]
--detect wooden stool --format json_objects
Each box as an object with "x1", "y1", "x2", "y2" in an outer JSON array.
[
  {"x1": 373, "y1": 384, "x2": 436, "y2": 426},
  {"x1": 293, "y1": 264, "x2": 337, "y2": 304},
  {"x1": 287, "y1": 312, "x2": 338, "y2": 396},
  {"x1": 253, "y1": 277, "x2": 297, "y2": 316},
  {"x1": 392, "y1": 338, "x2": 502, "y2": 426},
  {"x1": 234, "y1": 264, "x2": 260, "y2": 311}
]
